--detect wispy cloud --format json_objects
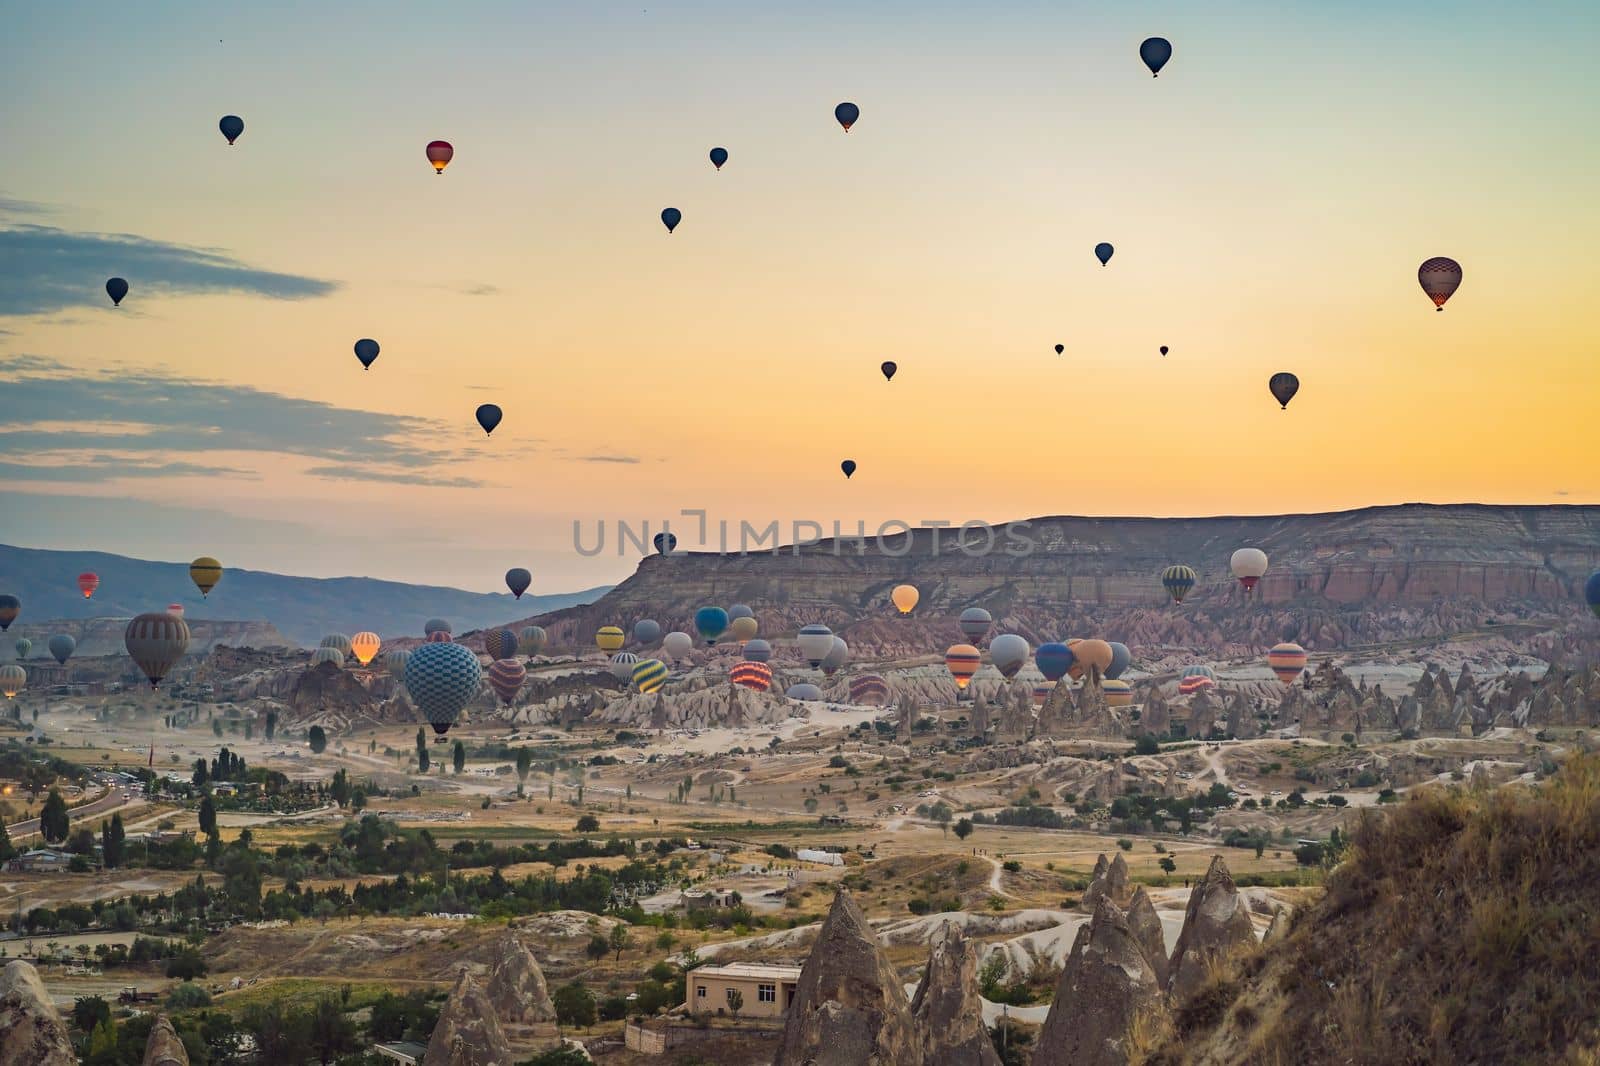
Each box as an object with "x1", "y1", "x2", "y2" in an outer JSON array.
[
  {"x1": 0, "y1": 223, "x2": 337, "y2": 315},
  {"x1": 0, "y1": 458, "x2": 257, "y2": 481},
  {"x1": 570, "y1": 454, "x2": 641, "y2": 464},
  {"x1": 0, "y1": 195, "x2": 53, "y2": 217},
  {"x1": 305, "y1": 465, "x2": 480, "y2": 488}
]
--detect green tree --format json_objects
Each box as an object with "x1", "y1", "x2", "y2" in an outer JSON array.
[
  {"x1": 1158, "y1": 856, "x2": 1177, "y2": 874},
  {"x1": 39, "y1": 788, "x2": 70, "y2": 844},
  {"x1": 308, "y1": 725, "x2": 327, "y2": 754},
  {"x1": 72, "y1": 995, "x2": 111, "y2": 1033},
  {"x1": 416, "y1": 728, "x2": 430, "y2": 773},
  {"x1": 516, "y1": 747, "x2": 533, "y2": 795},
  {"x1": 576, "y1": 814, "x2": 600, "y2": 833},
  {"x1": 0, "y1": 817, "x2": 15, "y2": 862},
  {"x1": 212, "y1": 719, "x2": 223, "y2": 738},
  {"x1": 351, "y1": 789, "x2": 367, "y2": 813},
  {"x1": 452, "y1": 741, "x2": 465, "y2": 775},
  {"x1": 553, "y1": 982, "x2": 597, "y2": 1030},
  {"x1": 954, "y1": 818, "x2": 974, "y2": 841},
  {"x1": 329, "y1": 769, "x2": 351, "y2": 808},
  {"x1": 609, "y1": 922, "x2": 631, "y2": 963},
  {"x1": 309, "y1": 994, "x2": 357, "y2": 1065},
  {"x1": 198, "y1": 795, "x2": 217, "y2": 838},
  {"x1": 101, "y1": 812, "x2": 125, "y2": 869},
  {"x1": 727, "y1": 986, "x2": 744, "y2": 1020},
  {"x1": 264, "y1": 708, "x2": 278, "y2": 740},
  {"x1": 1133, "y1": 733, "x2": 1161, "y2": 756},
  {"x1": 165, "y1": 948, "x2": 207, "y2": 981},
  {"x1": 585, "y1": 934, "x2": 609, "y2": 962}
]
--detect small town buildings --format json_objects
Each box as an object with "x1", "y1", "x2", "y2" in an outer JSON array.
[
  {"x1": 3, "y1": 848, "x2": 73, "y2": 873},
  {"x1": 685, "y1": 963, "x2": 802, "y2": 1019},
  {"x1": 372, "y1": 1041, "x2": 428, "y2": 1065}
]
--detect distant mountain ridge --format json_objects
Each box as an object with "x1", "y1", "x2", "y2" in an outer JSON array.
[{"x1": 0, "y1": 544, "x2": 609, "y2": 647}]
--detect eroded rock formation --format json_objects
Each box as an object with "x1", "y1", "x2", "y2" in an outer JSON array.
[
  {"x1": 0, "y1": 961, "x2": 75, "y2": 1066},
  {"x1": 423, "y1": 969, "x2": 515, "y2": 1066},
  {"x1": 1167, "y1": 855, "x2": 1257, "y2": 1001}
]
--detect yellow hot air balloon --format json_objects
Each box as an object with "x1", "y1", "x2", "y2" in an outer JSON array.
[
  {"x1": 351, "y1": 632, "x2": 381, "y2": 666},
  {"x1": 891, "y1": 584, "x2": 920, "y2": 614},
  {"x1": 189, "y1": 557, "x2": 223, "y2": 597},
  {"x1": 595, "y1": 626, "x2": 625, "y2": 653},
  {"x1": 729, "y1": 615, "x2": 759, "y2": 645}
]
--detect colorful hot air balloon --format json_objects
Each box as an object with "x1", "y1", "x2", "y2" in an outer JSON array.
[
  {"x1": 105, "y1": 278, "x2": 129, "y2": 306},
  {"x1": 1036, "y1": 642, "x2": 1074, "y2": 682},
  {"x1": 310, "y1": 646, "x2": 345, "y2": 668},
  {"x1": 1139, "y1": 37, "x2": 1172, "y2": 76},
  {"x1": 1054, "y1": 344, "x2": 1064, "y2": 355},
  {"x1": 786, "y1": 683, "x2": 823, "y2": 701},
  {"x1": 945, "y1": 644, "x2": 981, "y2": 691},
  {"x1": 77, "y1": 572, "x2": 99, "y2": 599},
  {"x1": 0, "y1": 595, "x2": 18, "y2": 631},
  {"x1": 841, "y1": 460, "x2": 856, "y2": 479},
  {"x1": 633, "y1": 658, "x2": 669, "y2": 693},
  {"x1": 731, "y1": 660, "x2": 773, "y2": 692},
  {"x1": 848, "y1": 674, "x2": 891, "y2": 707},
  {"x1": 959, "y1": 607, "x2": 993, "y2": 644},
  {"x1": 351, "y1": 632, "x2": 381, "y2": 666},
  {"x1": 484, "y1": 629, "x2": 519, "y2": 661},
  {"x1": 1177, "y1": 674, "x2": 1216, "y2": 697},
  {"x1": 729, "y1": 616, "x2": 759, "y2": 645},
  {"x1": 319, "y1": 633, "x2": 352, "y2": 658},
  {"x1": 519, "y1": 626, "x2": 547, "y2": 657},
  {"x1": 634, "y1": 619, "x2": 663, "y2": 644},
  {"x1": 661, "y1": 208, "x2": 681, "y2": 233},
  {"x1": 425, "y1": 618, "x2": 453, "y2": 638},
  {"x1": 709, "y1": 147, "x2": 728, "y2": 170},
  {"x1": 1074, "y1": 639, "x2": 1114, "y2": 678},
  {"x1": 1162, "y1": 565, "x2": 1196, "y2": 604},
  {"x1": 990, "y1": 634, "x2": 1029, "y2": 680},
  {"x1": 1179, "y1": 664, "x2": 1216, "y2": 683},
  {"x1": 821, "y1": 637, "x2": 849, "y2": 677},
  {"x1": 125, "y1": 612, "x2": 189, "y2": 688},
  {"x1": 694, "y1": 606, "x2": 729, "y2": 645},
  {"x1": 1095, "y1": 242, "x2": 1114, "y2": 266},
  {"x1": 662, "y1": 631, "x2": 694, "y2": 662},
  {"x1": 219, "y1": 115, "x2": 244, "y2": 144},
  {"x1": 742, "y1": 638, "x2": 772, "y2": 663},
  {"x1": 1586, "y1": 570, "x2": 1600, "y2": 618},
  {"x1": 891, "y1": 584, "x2": 919, "y2": 615},
  {"x1": 1103, "y1": 679, "x2": 1134, "y2": 707},
  {"x1": 1107, "y1": 642, "x2": 1131, "y2": 680},
  {"x1": 48, "y1": 634, "x2": 76, "y2": 666},
  {"x1": 14, "y1": 638, "x2": 31, "y2": 660},
  {"x1": 166, "y1": 603, "x2": 185, "y2": 619},
  {"x1": 609, "y1": 652, "x2": 640, "y2": 682},
  {"x1": 354, "y1": 338, "x2": 379, "y2": 369},
  {"x1": 596, "y1": 626, "x2": 626, "y2": 653},
  {"x1": 404, "y1": 640, "x2": 481, "y2": 735},
  {"x1": 798, "y1": 624, "x2": 834, "y2": 667},
  {"x1": 1268, "y1": 643, "x2": 1308, "y2": 684},
  {"x1": 0, "y1": 665, "x2": 23, "y2": 698},
  {"x1": 1418, "y1": 257, "x2": 1462, "y2": 311},
  {"x1": 834, "y1": 102, "x2": 860, "y2": 131},
  {"x1": 488, "y1": 658, "x2": 527, "y2": 705},
  {"x1": 881, "y1": 361, "x2": 897, "y2": 382},
  {"x1": 653, "y1": 532, "x2": 678, "y2": 555},
  {"x1": 505, "y1": 568, "x2": 531, "y2": 599},
  {"x1": 729, "y1": 604, "x2": 755, "y2": 621},
  {"x1": 476, "y1": 404, "x2": 502, "y2": 435},
  {"x1": 1268, "y1": 373, "x2": 1299, "y2": 409},
  {"x1": 426, "y1": 140, "x2": 454, "y2": 174},
  {"x1": 189, "y1": 557, "x2": 222, "y2": 598},
  {"x1": 1230, "y1": 549, "x2": 1268, "y2": 596},
  {"x1": 386, "y1": 647, "x2": 412, "y2": 679}
]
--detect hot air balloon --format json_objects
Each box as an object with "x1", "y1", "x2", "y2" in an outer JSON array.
[
  {"x1": 891, "y1": 584, "x2": 919, "y2": 615},
  {"x1": 426, "y1": 140, "x2": 454, "y2": 174},
  {"x1": 1033, "y1": 681, "x2": 1056, "y2": 707},
  {"x1": 798, "y1": 624, "x2": 834, "y2": 667},
  {"x1": 0, "y1": 666, "x2": 23, "y2": 698},
  {"x1": 425, "y1": 618, "x2": 453, "y2": 638},
  {"x1": 484, "y1": 629, "x2": 519, "y2": 662},
  {"x1": 786, "y1": 683, "x2": 823, "y2": 701},
  {"x1": 488, "y1": 658, "x2": 527, "y2": 705},
  {"x1": 1162, "y1": 565, "x2": 1196, "y2": 604},
  {"x1": 427, "y1": 631, "x2": 452, "y2": 644},
  {"x1": 219, "y1": 115, "x2": 244, "y2": 144},
  {"x1": 1159, "y1": 346, "x2": 1169, "y2": 356},
  {"x1": 881, "y1": 361, "x2": 897, "y2": 382},
  {"x1": 945, "y1": 644, "x2": 981, "y2": 691},
  {"x1": 990, "y1": 634, "x2": 1029, "y2": 680},
  {"x1": 310, "y1": 647, "x2": 345, "y2": 668},
  {"x1": 1074, "y1": 639, "x2": 1114, "y2": 678},
  {"x1": 1268, "y1": 373, "x2": 1299, "y2": 409},
  {"x1": 1586, "y1": 570, "x2": 1600, "y2": 618},
  {"x1": 709, "y1": 147, "x2": 728, "y2": 170},
  {"x1": 1177, "y1": 671, "x2": 1216, "y2": 697},
  {"x1": 821, "y1": 637, "x2": 849, "y2": 677},
  {"x1": 848, "y1": 674, "x2": 891, "y2": 707},
  {"x1": 662, "y1": 631, "x2": 694, "y2": 662},
  {"x1": 653, "y1": 532, "x2": 677, "y2": 555},
  {"x1": 1054, "y1": 344, "x2": 1064, "y2": 355},
  {"x1": 189, "y1": 557, "x2": 222, "y2": 597},
  {"x1": 634, "y1": 619, "x2": 663, "y2": 645},
  {"x1": 729, "y1": 604, "x2": 755, "y2": 621},
  {"x1": 1065, "y1": 638, "x2": 1086, "y2": 680},
  {"x1": 959, "y1": 607, "x2": 993, "y2": 644},
  {"x1": 1418, "y1": 257, "x2": 1462, "y2": 310},
  {"x1": 351, "y1": 632, "x2": 381, "y2": 666},
  {"x1": 731, "y1": 660, "x2": 773, "y2": 693},
  {"x1": 166, "y1": 603, "x2": 185, "y2": 618},
  {"x1": 742, "y1": 638, "x2": 772, "y2": 663},
  {"x1": 729, "y1": 616, "x2": 759, "y2": 645},
  {"x1": 841, "y1": 460, "x2": 856, "y2": 479},
  {"x1": 386, "y1": 647, "x2": 412, "y2": 680},
  {"x1": 1139, "y1": 37, "x2": 1172, "y2": 76},
  {"x1": 77, "y1": 572, "x2": 99, "y2": 599},
  {"x1": 1103, "y1": 679, "x2": 1134, "y2": 707},
  {"x1": 519, "y1": 626, "x2": 547, "y2": 657},
  {"x1": 609, "y1": 652, "x2": 640, "y2": 682},
  {"x1": 633, "y1": 658, "x2": 669, "y2": 693},
  {"x1": 661, "y1": 208, "x2": 681, "y2": 233},
  {"x1": 1036, "y1": 642, "x2": 1074, "y2": 682},
  {"x1": 319, "y1": 633, "x2": 352, "y2": 659},
  {"x1": 404, "y1": 640, "x2": 481, "y2": 735},
  {"x1": 354, "y1": 338, "x2": 379, "y2": 369},
  {"x1": 105, "y1": 278, "x2": 129, "y2": 306},
  {"x1": 1107, "y1": 642, "x2": 1131, "y2": 680},
  {"x1": 694, "y1": 607, "x2": 729, "y2": 645},
  {"x1": 1095, "y1": 242, "x2": 1114, "y2": 266},
  {"x1": 835, "y1": 102, "x2": 860, "y2": 131},
  {"x1": 0, "y1": 595, "x2": 18, "y2": 631},
  {"x1": 476, "y1": 404, "x2": 502, "y2": 435},
  {"x1": 596, "y1": 626, "x2": 626, "y2": 653},
  {"x1": 125, "y1": 612, "x2": 189, "y2": 688},
  {"x1": 14, "y1": 638, "x2": 31, "y2": 660},
  {"x1": 48, "y1": 634, "x2": 75, "y2": 665},
  {"x1": 1268, "y1": 643, "x2": 1307, "y2": 684},
  {"x1": 502, "y1": 567, "x2": 532, "y2": 599},
  {"x1": 1230, "y1": 548, "x2": 1268, "y2": 596}
]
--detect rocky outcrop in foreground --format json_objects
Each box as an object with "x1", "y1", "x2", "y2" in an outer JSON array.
[
  {"x1": 1034, "y1": 898, "x2": 1166, "y2": 1066},
  {"x1": 423, "y1": 969, "x2": 515, "y2": 1066},
  {"x1": 1166, "y1": 855, "x2": 1257, "y2": 1001},
  {"x1": 0, "y1": 961, "x2": 75, "y2": 1066},
  {"x1": 909, "y1": 924, "x2": 1002, "y2": 1066},
  {"x1": 485, "y1": 931, "x2": 557, "y2": 1025},
  {"x1": 143, "y1": 1015, "x2": 190, "y2": 1065}
]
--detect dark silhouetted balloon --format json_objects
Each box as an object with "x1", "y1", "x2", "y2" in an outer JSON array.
[
  {"x1": 1269, "y1": 372, "x2": 1299, "y2": 410},
  {"x1": 881, "y1": 361, "x2": 897, "y2": 381},
  {"x1": 505, "y1": 568, "x2": 531, "y2": 599},
  {"x1": 1159, "y1": 345, "x2": 1169, "y2": 356},
  {"x1": 709, "y1": 147, "x2": 728, "y2": 170},
  {"x1": 476, "y1": 404, "x2": 503, "y2": 435},
  {"x1": 0, "y1": 595, "x2": 18, "y2": 631},
  {"x1": 661, "y1": 208, "x2": 681, "y2": 233},
  {"x1": 835, "y1": 102, "x2": 860, "y2": 131},
  {"x1": 1585, "y1": 569, "x2": 1600, "y2": 618},
  {"x1": 219, "y1": 115, "x2": 244, "y2": 144},
  {"x1": 1095, "y1": 243, "x2": 1114, "y2": 266},
  {"x1": 1418, "y1": 257, "x2": 1462, "y2": 311},
  {"x1": 426, "y1": 140, "x2": 453, "y2": 174},
  {"x1": 653, "y1": 531, "x2": 677, "y2": 555},
  {"x1": 1140, "y1": 37, "x2": 1172, "y2": 77},
  {"x1": 841, "y1": 459, "x2": 856, "y2": 479},
  {"x1": 1054, "y1": 344, "x2": 1064, "y2": 355},
  {"x1": 354, "y1": 338, "x2": 379, "y2": 369},
  {"x1": 106, "y1": 278, "x2": 129, "y2": 306}
]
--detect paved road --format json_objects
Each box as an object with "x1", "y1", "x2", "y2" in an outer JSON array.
[{"x1": 4, "y1": 786, "x2": 143, "y2": 842}]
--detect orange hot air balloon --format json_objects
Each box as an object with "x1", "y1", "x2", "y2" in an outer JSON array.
[
  {"x1": 77, "y1": 572, "x2": 99, "y2": 599},
  {"x1": 351, "y1": 632, "x2": 381, "y2": 666},
  {"x1": 426, "y1": 140, "x2": 454, "y2": 174},
  {"x1": 1065, "y1": 638, "x2": 1085, "y2": 680},
  {"x1": 945, "y1": 643, "x2": 981, "y2": 690},
  {"x1": 890, "y1": 584, "x2": 919, "y2": 614},
  {"x1": 1074, "y1": 639, "x2": 1114, "y2": 678}
]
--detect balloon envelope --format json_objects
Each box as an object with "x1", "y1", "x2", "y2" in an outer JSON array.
[
  {"x1": 633, "y1": 658, "x2": 669, "y2": 693},
  {"x1": 484, "y1": 629, "x2": 518, "y2": 661},
  {"x1": 1075, "y1": 639, "x2": 1114, "y2": 675},
  {"x1": 77, "y1": 572, "x2": 99, "y2": 599},
  {"x1": 1586, "y1": 570, "x2": 1600, "y2": 618},
  {"x1": 0, "y1": 665, "x2": 23, "y2": 697},
  {"x1": 634, "y1": 619, "x2": 663, "y2": 644},
  {"x1": 798, "y1": 624, "x2": 834, "y2": 667},
  {"x1": 125, "y1": 612, "x2": 190, "y2": 688},
  {"x1": 959, "y1": 607, "x2": 993, "y2": 643},
  {"x1": 424, "y1": 618, "x2": 453, "y2": 637},
  {"x1": 891, "y1": 584, "x2": 919, "y2": 614},
  {"x1": 1103, "y1": 679, "x2": 1134, "y2": 706},
  {"x1": 14, "y1": 638, "x2": 30, "y2": 659},
  {"x1": 1268, "y1": 642, "x2": 1308, "y2": 684},
  {"x1": 1095, "y1": 242, "x2": 1114, "y2": 265},
  {"x1": 841, "y1": 460, "x2": 856, "y2": 479},
  {"x1": 519, "y1": 626, "x2": 547, "y2": 657},
  {"x1": 729, "y1": 616, "x2": 759, "y2": 645},
  {"x1": 742, "y1": 638, "x2": 772, "y2": 663},
  {"x1": 1054, "y1": 344, "x2": 1064, "y2": 355},
  {"x1": 404, "y1": 640, "x2": 482, "y2": 734},
  {"x1": 1418, "y1": 257, "x2": 1462, "y2": 310},
  {"x1": 834, "y1": 102, "x2": 860, "y2": 130},
  {"x1": 945, "y1": 644, "x2": 981, "y2": 690},
  {"x1": 1162, "y1": 565, "x2": 1197, "y2": 604},
  {"x1": 662, "y1": 631, "x2": 694, "y2": 661},
  {"x1": 189, "y1": 557, "x2": 222, "y2": 597},
  {"x1": 1269, "y1": 373, "x2": 1299, "y2": 409},
  {"x1": 354, "y1": 338, "x2": 379, "y2": 369},
  {"x1": 731, "y1": 660, "x2": 773, "y2": 692},
  {"x1": 0, "y1": 595, "x2": 17, "y2": 631},
  {"x1": 1231, "y1": 548, "x2": 1269, "y2": 594},
  {"x1": 351, "y1": 632, "x2": 381, "y2": 666},
  {"x1": 694, "y1": 606, "x2": 730, "y2": 644},
  {"x1": 48, "y1": 634, "x2": 76, "y2": 665},
  {"x1": 653, "y1": 532, "x2": 678, "y2": 555},
  {"x1": 426, "y1": 140, "x2": 454, "y2": 173},
  {"x1": 105, "y1": 278, "x2": 129, "y2": 306},
  {"x1": 310, "y1": 647, "x2": 345, "y2": 667},
  {"x1": 1036, "y1": 642, "x2": 1074, "y2": 682},
  {"x1": 709, "y1": 147, "x2": 728, "y2": 170},
  {"x1": 1107, "y1": 642, "x2": 1131, "y2": 680},
  {"x1": 820, "y1": 637, "x2": 849, "y2": 677},
  {"x1": 785, "y1": 682, "x2": 823, "y2": 701},
  {"x1": 318, "y1": 633, "x2": 352, "y2": 657},
  {"x1": 596, "y1": 626, "x2": 626, "y2": 653},
  {"x1": 609, "y1": 652, "x2": 639, "y2": 681},
  {"x1": 386, "y1": 648, "x2": 412, "y2": 679},
  {"x1": 848, "y1": 674, "x2": 891, "y2": 707},
  {"x1": 475, "y1": 404, "x2": 502, "y2": 435},
  {"x1": 661, "y1": 208, "x2": 681, "y2": 233},
  {"x1": 219, "y1": 115, "x2": 244, "y2": 144},
  {"x1": 1139, "y1": 37, "x2": 1172, "y2": 76},
  {"x1": 881, "y1": 361, "x2": 897, "y2": 381},
  {"x1": 990, "y1": 634, "x2": 1029, "y2": 679},
  {"x1": 1160, "y1": 345, "x2": 1169, "y2": 356},
  {"x1": 488, "y1": 658, "x2": 527, "y2": 704},
  {"x1": 505, "y1": 568, "x2": 531, "y2": 599}
]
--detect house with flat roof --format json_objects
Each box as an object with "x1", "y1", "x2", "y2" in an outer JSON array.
[
  {"x1": 685, "y1": 962, "x2": 802, "y2": 1019},
  {"x1": 372, "y1": 1041, "x2": 428, "y2": 1065},
  {"x1": 3, "y1": 848, "x2": 74, "y2": 873}
]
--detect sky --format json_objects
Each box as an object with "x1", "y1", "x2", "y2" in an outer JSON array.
[{"x1": 2, "y1": 1, "x2": 1597, "y2": 593}]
